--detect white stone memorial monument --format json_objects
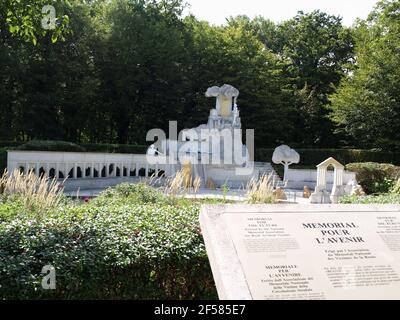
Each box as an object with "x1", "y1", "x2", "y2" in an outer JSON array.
[
  {"x1": 309, "y1": 157, "x2": 347, "y2": 204},
  {"x1": 151, "y1": 84, "x2": 260, "y2": 188}
]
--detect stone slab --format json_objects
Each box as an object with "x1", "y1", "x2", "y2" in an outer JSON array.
[{"x1": 200, "y1": 204, "x2": 400, "y2": 300}]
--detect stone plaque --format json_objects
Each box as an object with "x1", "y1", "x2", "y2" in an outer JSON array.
[{"x1": 200, "y1": 204, "x2": 400, "y2": 300}]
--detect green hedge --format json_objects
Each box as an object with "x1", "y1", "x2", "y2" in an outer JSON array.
[
  {"x1": 0, "y1": 148, "x2": 7, "y2": 173},
  {"x1": 0, "y1": 141, "x2": 24, "y2": 149},
  {"x1": 255, "y1": 148, "x2": 400, "y2": 166},
  {"x1": 0, "y1": 184, "x2": 217, "y2": 299},
  {"x1": 16, "y1": 140, "x2": 86, "y2": 152},
  {"x1": 1, "y1": 140, "x2": 148, "y2": 154},
  {"x1": 80, "y1": 143, "x2": 148, "y2": 154},
  {"x1": 345, "y1": 163, "x2": 400, "y2": 194}
]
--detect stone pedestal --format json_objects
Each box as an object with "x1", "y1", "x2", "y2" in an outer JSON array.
[{"x1": 309, "y1": 186, "x2": 331, "y2": 204}]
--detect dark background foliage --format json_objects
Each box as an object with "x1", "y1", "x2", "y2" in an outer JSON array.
[{"x1": 2, "y1": 0, "x2": 398, "y2": 151}]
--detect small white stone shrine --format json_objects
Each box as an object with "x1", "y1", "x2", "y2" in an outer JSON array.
[{"x1": 309, "y1": 157, "x2": 347, "y2": 204}]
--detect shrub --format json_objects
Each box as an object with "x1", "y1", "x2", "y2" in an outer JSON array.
[
  {"x1": 0, "y1": 170, "x2": 66, "y2": 215},
  {"x1": 93, "y1": 182, "x2": 169, "y2": 206},
  {"x1": 392, "y1": 178, "x2": 400, "y2": 195},
  {"x1": 80, "y1": 143, "x2": 148, "y2": 154},
  {"x1": 0, "y1": 184, "x2": 217, "y2": 299},
  {"x1": 247, "y1": 174, "x2": 277, "y2": 204},
  {"x1": 255, "y1": 148, "x2": 400, "y2": 166},
  {"x1": 0, "y1": 196, "x2": 26, "y2": 222},
  {"x1": 17, "y1": 140, "x2": 85, "y2": 152},
  {"x1": 340, "y1": 194, "x2": 400, "y2": 204},
  {"x1": 0, "y1": 141, "x2": 23, "y2": 148},
  {"x1": 165, "y1": 168, "x2": 195, "y2": 197},
  {"x1": 345, "y1": 163, "x2": 400, "y2": 194},
  {"x1": 0, "y1": 148, "x2": 6, "y2": 173}
]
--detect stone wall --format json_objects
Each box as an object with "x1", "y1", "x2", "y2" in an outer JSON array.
[{"x1": 285, "y1": 168, "x2": 357, "y2": 190}]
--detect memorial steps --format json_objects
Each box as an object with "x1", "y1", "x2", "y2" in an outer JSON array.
[{"x1": 253, "y1": 162, "x2": 283, "y2": 188}]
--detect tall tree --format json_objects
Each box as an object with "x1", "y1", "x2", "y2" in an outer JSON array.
[
  {"x1": 100, "y1": 0, "x2": 188, "y2": 144},
  {"x1": 331, "y1": 0, "x2": 400, "y2": 151},
  {"x1": 275, "y1": 11, "x2": 354, "y2": 147}
]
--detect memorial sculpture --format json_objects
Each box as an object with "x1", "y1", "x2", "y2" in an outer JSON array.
[
  {"x1": 303, "y1": 186, "x2": 312, "y2": 199},
  {"x1": 155, "y1": 84, "x2": 248, "y2": 163},
  {"x1": 272, "y1": 145, "x2": 300, "y2": 182},
  {"x1": 346, "y1": 180, "x2": 366, "y2": 197},
  {"x1": 149, "y1": 84, "x2": 258, "y2": 188},
  {"x1": 309, "y1": 157, "x2": 348, "y2": 204}
]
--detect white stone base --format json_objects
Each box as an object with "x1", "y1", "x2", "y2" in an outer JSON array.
[
  {"x1": 203, "y1": 165, "x2": 260, "y2": 189},
  {"x1": 309, "y1": 189, "x2": 331, "y2": 204}
]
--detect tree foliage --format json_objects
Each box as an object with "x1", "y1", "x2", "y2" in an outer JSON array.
[
  {"x1": 1, "y1": 0, "x2": 397, "y2": 151},
  {"x1": 331, "y1": 0, "x2": 400, "y2": 151},
  {"x1": 1, "y1": 0, "x2": 71, "y2": 44}
]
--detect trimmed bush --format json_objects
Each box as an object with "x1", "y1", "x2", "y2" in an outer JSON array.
[
  {"x1": 80, "y1": 143, "x2": 148, "y2": 154},
  {"x1": 0, "y1": 184, "x2": 217, "y2": 300},
  {"x1": 255, "y1": 148, "x2": 400, "y2": 166},
  {"x1": 17, "y1": 140, "x2": 85, "y2": 152},
  {"x1": 345, "y1": 163, "x2": 400, "y2": 194},
  {"x1": 14, "y1": 140, "x2": 147, "y2": 154},
  {"x1": 0, "y1": 141, "x2": 24, "y2": 149}
]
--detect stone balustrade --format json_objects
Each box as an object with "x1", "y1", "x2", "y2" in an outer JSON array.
[{"x1": 7, "y1": 151, "x2": 169, "y2": 180}]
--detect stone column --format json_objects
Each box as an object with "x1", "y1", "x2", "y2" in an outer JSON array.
[
  {"x1": 73, "y1": 163, "x2": 77, "y2": 179},
  {"x1": 103, "y1": 163, "x2": 107, "y2": 178},
  {"x1": 98, "y1": 163, "x2": 102, "y2": 178},
  {"x1": 113, "y1": 164, "x2": 117, "y2": 177},
  {"x1": 55, "y1": 163, "x2": 59, "y2": 179},
  {"x1": 318, "y1": 167, "x2": 327, "y2": 189},
  {"x1": 90, "y1": 163, "x2": 94, "y2": 178},
  {"x1": 336, "y1": 168, "x2": 344, "y2": 186}
]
